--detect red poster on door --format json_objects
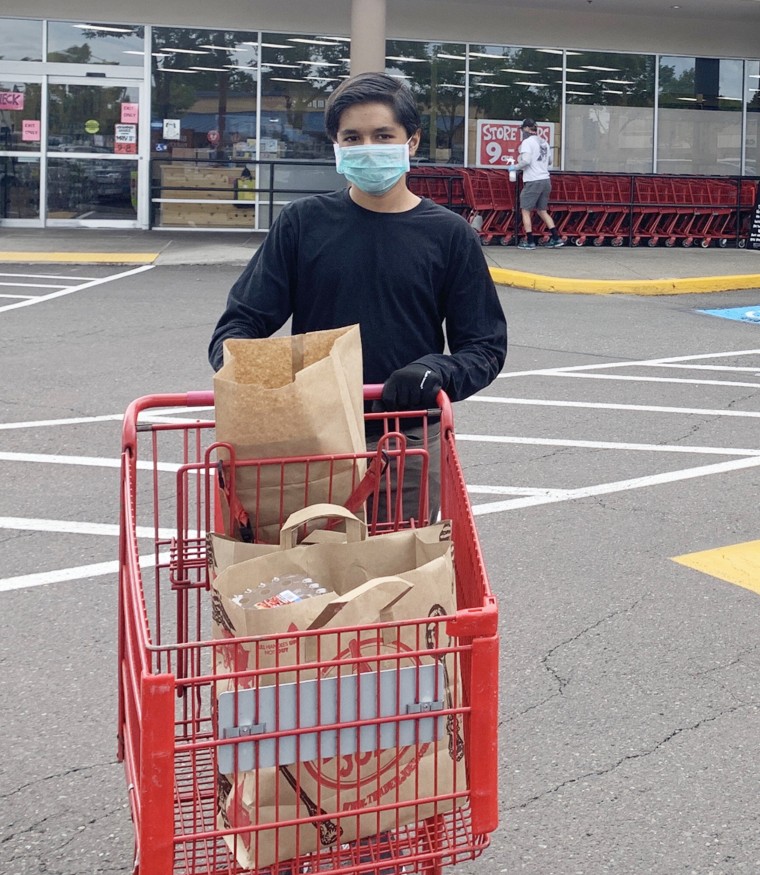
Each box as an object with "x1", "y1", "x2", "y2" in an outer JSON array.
[{"x1": 121, "y1": 103, "x2": 139, "y2": 124}]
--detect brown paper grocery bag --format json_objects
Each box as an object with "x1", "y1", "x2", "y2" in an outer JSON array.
[
  {"x1": 211, "y1": 506, "x2": 465, "y2": 871},
  {"x1": 213, "y1": 326, "x2": 366, "y2": 543}
]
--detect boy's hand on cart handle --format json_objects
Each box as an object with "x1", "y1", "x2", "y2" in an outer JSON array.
[{"x1": 382, "y1": 363, "x2": 442, "y2": 410}]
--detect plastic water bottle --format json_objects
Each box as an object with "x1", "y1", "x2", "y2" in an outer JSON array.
[{"x1": 232, "y1": 573, "x2": 331, "y2": 609}]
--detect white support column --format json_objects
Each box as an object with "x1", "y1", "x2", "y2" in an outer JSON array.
[{"x1": 350, "y1": 0, "x2": 387, "y2": 74}]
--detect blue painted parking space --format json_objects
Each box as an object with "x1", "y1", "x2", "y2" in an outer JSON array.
[{"x1": 698, "y1": 304, "x2": 760, "y2": 324}]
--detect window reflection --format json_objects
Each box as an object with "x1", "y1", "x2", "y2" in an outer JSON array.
[
  {"x1": 386, "y1": 41, "x2": 466, "y2": 164},
  {"x1": 48, "y1": 83, "x2": 140, "y2": 153},
  {"x1": 47, "y1": 21, "x2": 144, "y2": 66},
  {"x1": 47, "y1": 157, "x2": 137, "y2": 220},
  {"x1": 0, "y1": 155, "x2": 39, "y2": 218},
  {"x1": 745, "y1": 60, "x2": 759, "y2": 176},
  {"x1": 152, "y1": 28, "x2": 259, "y2": 159},
  {"x1": 658, "y1": 56, "x2": 743, "y2": 174},
  {"x1": 564, "y1": 50, "x2": 655, "y2": 172},
  {"x1": 466, "y1": 45, "x2": 561, "y2": 168},
  {"x1": 0, "y1": 19, "x2": 43, "y2": 61},
  {"x1": 260, "y1": 33, "x2": 350, "y2": 159}
]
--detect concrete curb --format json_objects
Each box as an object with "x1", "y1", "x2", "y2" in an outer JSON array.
[{"x1": 489, "y1": 267, "x2": 760, "y2": 295}]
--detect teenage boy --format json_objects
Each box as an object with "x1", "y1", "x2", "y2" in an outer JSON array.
[
  {"x1": 208, "y1": 72, "x2": 507, "y2": 518},
  {"x1": 510, "y1": 118, "x2": 564, "y2": 249}
]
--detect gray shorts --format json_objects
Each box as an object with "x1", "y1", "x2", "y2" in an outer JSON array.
[{"x1": 520, "y1": 179, "x2": 552, "y2": 211}]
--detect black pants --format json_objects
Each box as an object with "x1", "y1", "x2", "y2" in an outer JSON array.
[{"x1": 366, "y1": 421, "x2": 441, "y2": 527}]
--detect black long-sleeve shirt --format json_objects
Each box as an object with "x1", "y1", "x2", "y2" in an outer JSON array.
[{"x1": 208, "y1": 189, "x2": 507, "y2": 401}]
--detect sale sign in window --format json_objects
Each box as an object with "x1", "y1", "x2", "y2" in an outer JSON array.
[
  {"x1": 475, "y1": 119, "x2": 555, "y2": 168},
  {"x1": 0, "y1": 91, "x2": 25, "y2": 110}
]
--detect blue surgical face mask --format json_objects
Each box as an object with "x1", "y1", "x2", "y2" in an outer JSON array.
[{"x1": 333, "y1": 140, "x2": 411, "y2": 196}]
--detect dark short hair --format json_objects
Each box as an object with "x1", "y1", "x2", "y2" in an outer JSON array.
[
  {"x1": 325, "y1": 72, "x2": 421, "y2": 140},
  {"x1": 521, "y1": 118, "x2": 537, "y2": 131}
]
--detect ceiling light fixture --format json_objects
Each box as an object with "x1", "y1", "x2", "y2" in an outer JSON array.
[
  {"x1": 73, "y1": 23, "x2": 136, "y2": 34},
  {"x1": 288, "y1": 37, "x2": 341, "y2": 46}
]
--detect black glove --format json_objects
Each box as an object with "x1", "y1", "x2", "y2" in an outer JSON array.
[{"x1": 381, "y1": 363, "x2": 443, "y2": 411}]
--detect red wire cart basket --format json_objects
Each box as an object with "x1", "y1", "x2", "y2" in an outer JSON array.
[{"x1": 117, "y1": 386, "x2": 499, "y2": 875}]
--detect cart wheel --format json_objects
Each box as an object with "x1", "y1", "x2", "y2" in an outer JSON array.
[
  {"x1": 738, "y1": 239, "x2": 747, "y2": 249},
  {"x1": 700, "y1": 239, "x2": 711, "y2": 249},
  {"x1": 631, "y1": 237, "x2": 640, "y2": 247},
  {"x1": 480, "y1": 237, "x2": 491, "y2": 247},
  {"x1": 665, "y1": 238, "x2": 675, "y2": 248},
  {"x1": 719, "y1": 238, "x2": 728, "y2": 248},
  {"x1": 648, "y1": 238, "x2": 659, "y2": 247},
  {"x1": 612, "y1": 236, "x2": 624, "y2": 247},
  {"x1": 682, "y1": 238, "x2": 693, "y2": 248},
  {"x1": 499, "y1": 236, "x2": 511, "y2": 246},
  {"x1": 574, "y1": 236, "x2": 586, "y2": 247},
  {"x1": 593, "y1": 236, "x2": 604, "y2": 247}
]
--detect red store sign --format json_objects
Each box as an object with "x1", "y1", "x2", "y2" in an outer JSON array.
[{"x1": 475, "y1": 119, "x2": 554, "y2": 168}]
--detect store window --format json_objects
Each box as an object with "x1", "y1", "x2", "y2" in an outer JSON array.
[
  {"x1": 0, "y1": 18, "x2": 43, "y2": 61},
  {"x1": 564, "y1": 50, "x2": 655, "y2": 172},
  {"x1": 658, "y1": 56, "x2": 743, "y2": 175},
  {"x1": 466, "y1": 45, "x2": 561, "y2": 169},
  {"x1": 260, "y1": 32, "x2": 349, "y2": 160},
  {"x1": 152, "y1": 27, "x2": 259, "y2": 160},
  {"x1": 151, "y1": 27, "x2": 261, "y2": 227},
  {"x1": 0, "y1": 80, "x2": 42, "y2": 152},
  {"x1": 47, "y1": 21, "x2": 144, "y2": 66},
  {"x1": 386, "y1": 40, "x2": 466, "y2": 164},
  {"x1": 746, "y1": 60, "x2": 760, "y2": 176}
]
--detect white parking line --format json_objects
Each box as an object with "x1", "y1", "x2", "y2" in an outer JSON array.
[
  {"x1": 0, "y1": 263, "x2": 154, "y2": 314},
  {"x1": 470, "y1": 396, "x2": 760, "y2": 418},
  {"x1": 0, "y1": 294, "x2": 36, "y2": 300},
  {"x1": 455, "y1": 434, "x2": 760, "y2": 456},
  {"x1": 549, "y1": 372, "x2": 760, "y2": 389},
  {"x1": 0, "y1": 451, "x2": 180, "y2": 471},
  {"x1": 0, "y1": 516, "x2": 177, "y2": 539},
  {"x1": 498, "y1": 348, "x2": 760, "y2": 378},
  {"x1": 0, "y1": 281, "x2": 71, "y2": 289},
  {"x1": 471, "y1": 454, "x2": 760, "y2": 515},
  {"x1": 0, "y1": 553, "x2": 168, "y2": 593},
  {"x1": 4, "y1": 348, "x2": 759, "y2": 591}
]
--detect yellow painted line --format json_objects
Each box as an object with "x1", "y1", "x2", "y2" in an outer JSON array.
[
  {"x1": 0, "y1": 251, "x2": 159, "y2": 265},
  {"x1": 489, "y1": 267, "x2": 760, "y2": 296},
  {"x1": 672, "y1": 539, "x2": 760, "y2": 595}
]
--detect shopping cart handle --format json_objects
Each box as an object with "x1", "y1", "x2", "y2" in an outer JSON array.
[{"x1": 186, "y1": 390, "x2": 215, "y2": 407}]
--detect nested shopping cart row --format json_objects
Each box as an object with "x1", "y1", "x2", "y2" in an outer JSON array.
[{"x1": 408, "y1": 168, "x2": 759, "y2": 248}]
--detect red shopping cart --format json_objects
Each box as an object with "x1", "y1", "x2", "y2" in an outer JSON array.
[{"x1": 117, "y1": 386, "x2": 499, "y2": 875}]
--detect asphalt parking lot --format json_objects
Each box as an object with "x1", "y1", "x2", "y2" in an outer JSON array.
[{"x1": 1, "y1": 259, "x2": 760, "y2": 874}]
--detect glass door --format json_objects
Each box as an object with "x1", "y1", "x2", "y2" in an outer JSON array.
[
  {"x1": 47, "y1": 76, "x2": 144, "y2": 226},
  {"x1": 0, "y1": 77, "x2": 43, "y2": 223}
]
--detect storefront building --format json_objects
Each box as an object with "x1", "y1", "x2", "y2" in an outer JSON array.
[{"x1": 1, "y1": 2, "x2": 758, "y2": 231}]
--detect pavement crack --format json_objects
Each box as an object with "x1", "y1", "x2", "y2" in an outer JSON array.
[
  {"x1": 541, "y1": 599, "x2": 643, "y2": 695},
  {"x1": 0, "y1": 760, "x2": 118, "y2": 801},
  {"x1": 508, "y1": 703, "x2": 748, "y2": 812}
]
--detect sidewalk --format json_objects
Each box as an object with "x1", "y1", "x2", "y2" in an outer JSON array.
[{"x1": 1, "y1": 226, "x2": 759, "y2": 294}]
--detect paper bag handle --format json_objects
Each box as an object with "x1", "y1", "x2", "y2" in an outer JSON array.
[
  {"x1": 279, "y1": 503, "x2": 367, "y2": 549},
  {"x1": 309, "y1": 576, "x2": 412, "y2": 630}
]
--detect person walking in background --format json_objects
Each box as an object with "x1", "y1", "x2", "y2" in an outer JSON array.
[{"x1": 509, "y1": 118, "x2": 564, "y2": 250}]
